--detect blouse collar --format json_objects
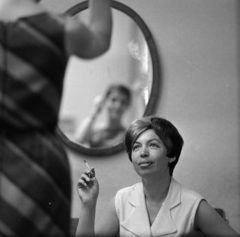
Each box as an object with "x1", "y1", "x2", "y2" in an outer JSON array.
[{"x1": 120, "y1": 178, "x2": 182, "y2": 237}]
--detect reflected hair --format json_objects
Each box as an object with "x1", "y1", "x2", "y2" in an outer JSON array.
[
  {"x1": 125, "y1": 116, "x2": 184, "y2": 176},
  {"x1": 104, "y1": 84, "x2": 131, "y2": 105}
]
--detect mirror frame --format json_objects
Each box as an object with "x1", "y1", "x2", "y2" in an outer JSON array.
[{"x1": 57, "y1": 0, "x2": 161, "y2": 156}]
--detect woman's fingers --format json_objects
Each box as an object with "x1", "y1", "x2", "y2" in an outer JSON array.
[
  {"x1": 77, "y1": 168, "x2": 96, "y2": 189},
  {"x1": 90, "y1": 168, "x2": 95, "y2": 178},
  {"x1": 77, "y1": 167, "x2": 99, "y2": 204},
  {"x1": 77, "y1": 179, "x2": 88, "y2": 188},
  {"x1": 83, "y1": 168, "x2": 94, "y2": 179},
  {"x1": 85, "y1": 167, "x2": 95, "y2": 178}
]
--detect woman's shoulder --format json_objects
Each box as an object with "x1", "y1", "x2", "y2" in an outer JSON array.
[
  {"x1": 172, "y1": 178, "x2": 204, "y2": 201},
  {"x1": 114, "y1": 183, "x2": 142, "y2": 215},
  {"x1": 94, "y1": 123, "x2": 108, "y2": 131},
  {"x1": 182, "y1": 186, "x2": 204, "y2": 200},
  {"x1": 116, "y1": 183, "x2": 142, "y2": 199}
]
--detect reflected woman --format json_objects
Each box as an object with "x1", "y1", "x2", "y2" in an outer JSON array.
[{"x1": 76, "y1": 84, "x2": 131, "y2": 148}]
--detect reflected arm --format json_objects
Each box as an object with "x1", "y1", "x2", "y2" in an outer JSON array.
[
  {"x1": 75, "y1": 96, "x2": 105, "y2": 144},
  {"x1": 75, "y1": 114, "x2": 97, "y2": 145}
]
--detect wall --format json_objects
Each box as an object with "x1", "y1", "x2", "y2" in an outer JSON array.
[{"x1": 43, "y1": 0, "x2": 240, "y2": 233}]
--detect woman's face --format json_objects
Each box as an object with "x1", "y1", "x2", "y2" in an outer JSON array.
[
  {"x1": 105, "y1": 90, "x2": 129, "y2": 120},
  {"x1": 131, "y1": 129, "x2": 171, "y2": 179}
]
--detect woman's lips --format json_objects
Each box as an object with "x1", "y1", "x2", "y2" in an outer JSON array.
[{"x1": 139, "y1": 162, "x2": 153, "y2": 167}]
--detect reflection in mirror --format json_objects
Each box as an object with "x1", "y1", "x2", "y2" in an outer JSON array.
[
  {"x1": 57, "y1": 1, "x2": 160, "y2": 156},
  {"x1": 75, "y1": 84, "x2": 132, "y2": 148}
]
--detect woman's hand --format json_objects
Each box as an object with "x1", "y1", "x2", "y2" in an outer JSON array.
[
  {"x1": 91, "y1": 95, "x2": 106, "y2": 117},
  {"x1": 77, "y1": 168, "x2": 99, "y2": 206}
]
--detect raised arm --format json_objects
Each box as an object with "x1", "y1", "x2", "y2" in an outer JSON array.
[
  {"x1": 75, "y1": 95, "x2": 105, "y2": 144},
  {"x1": 195, "y1": 200, "x2": 240, "y2": 237},
  {"x1": 75, "y1": 169, "x2": 119, "y2": 237},
  {"x1": 76, "y1": 168, "x2": 99, "y2": 237},
  {"x1": 95, "y1": 197, "x2": 119, "y2": 237},
  {"x1": 65, "y1": 0, "x2": 112, "y2": 59}
]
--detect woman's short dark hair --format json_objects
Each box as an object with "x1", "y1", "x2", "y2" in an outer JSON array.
[
  {"x1": 105, "y1": 84, "x2": 131, "y2": 105},
  {"x1": 125, "y1": 116, "x2": 184, "y2": 176}
]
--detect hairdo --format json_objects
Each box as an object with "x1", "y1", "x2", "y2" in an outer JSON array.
[
  {"x1": 105, "y1": 84, "x2": 131, "y2": 105},
  {"x1": 125, "y1": 116, "x2": 184, "y2": 176}
]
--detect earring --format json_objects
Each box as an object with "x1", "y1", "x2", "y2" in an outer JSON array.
[{"x1": 169, "y1": 157, "x2": 176, "y2": 163}]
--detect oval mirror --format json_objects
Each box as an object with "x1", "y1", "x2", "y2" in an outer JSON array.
[{"x1": 57, "y1": 1, "x2": 160, "y2": 156}]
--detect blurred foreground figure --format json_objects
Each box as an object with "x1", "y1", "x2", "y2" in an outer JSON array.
[{"x1": 0, "y1": 0, "x2": 112, "y2": 236}]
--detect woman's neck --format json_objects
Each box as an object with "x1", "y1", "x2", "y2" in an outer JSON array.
[
  {"x1": 142, "y1": 174, "x2": 172, "y2": 205},
  {"x1": 106, "y1": 117, "x2": 122, "y2": 129}
]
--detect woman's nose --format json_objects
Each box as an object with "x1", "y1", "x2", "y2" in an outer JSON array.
[
  {"x1": 114, "y1": 101, "x2": 122, "y2": 109},
  {"x1": 140, "y1": 146, "x2": 149, "y2": 157}
]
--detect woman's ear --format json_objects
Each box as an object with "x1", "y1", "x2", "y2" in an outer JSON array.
[{"x1": 169, "y1": 157, "x2": 176, "y2": 163}]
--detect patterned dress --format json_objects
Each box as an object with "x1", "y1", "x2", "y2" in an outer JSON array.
[{"x1": 0, "y1": 13, "x2": 71, "y2": 237}]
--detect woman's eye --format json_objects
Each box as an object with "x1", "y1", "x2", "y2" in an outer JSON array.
[
  {"x1": 150, "y1": 143, "x2": 158, "y2": 148},
  {"x1": 132, "y1": 145, "x2": 140, "y2": 151}
]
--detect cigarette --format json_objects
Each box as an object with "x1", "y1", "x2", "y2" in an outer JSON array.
[
  {"x1": 84, "y1": 159, "x2": 91, "y2": 171},
  {"x1": 84, "y1": 159, "x2": 94, "y2": 178}
]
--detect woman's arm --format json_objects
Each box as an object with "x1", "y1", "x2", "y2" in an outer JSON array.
[
  {"x1": 65, "y1": 0, "x2": 112, "y2": 59},
  {"x1": 195, "y1": 200, "x2": 240, "y2": 237},
  {"x1": 75, "y1": 169, "x2": 119, "y2": 237},
  {"x1": 75, "y1": 115, "x2": 97, "y2": 145},
  {"x1": 95, "y1": 196, "x2": 119, "y2": 237},
  {"x1": 75, "y1": 168, "x2": 99, "y2": 237},
  {"x1": 75, "y1": 96, "x2": 105, "y2": 144}
]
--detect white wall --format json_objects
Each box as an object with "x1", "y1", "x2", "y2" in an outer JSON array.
[{"x1": 43, "y1": 0, "x2": 240, "y2": 233}]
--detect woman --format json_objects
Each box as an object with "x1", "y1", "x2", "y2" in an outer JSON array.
[
  {"x1": 76, "y1": 116, "x2": 240, "y2": 237},
  {"x1": 0, "y1": 0, "x2": 112, "y2": 236},
  {"x1": 76, "y1": 84, "x2": 131, "y2": 148}
]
